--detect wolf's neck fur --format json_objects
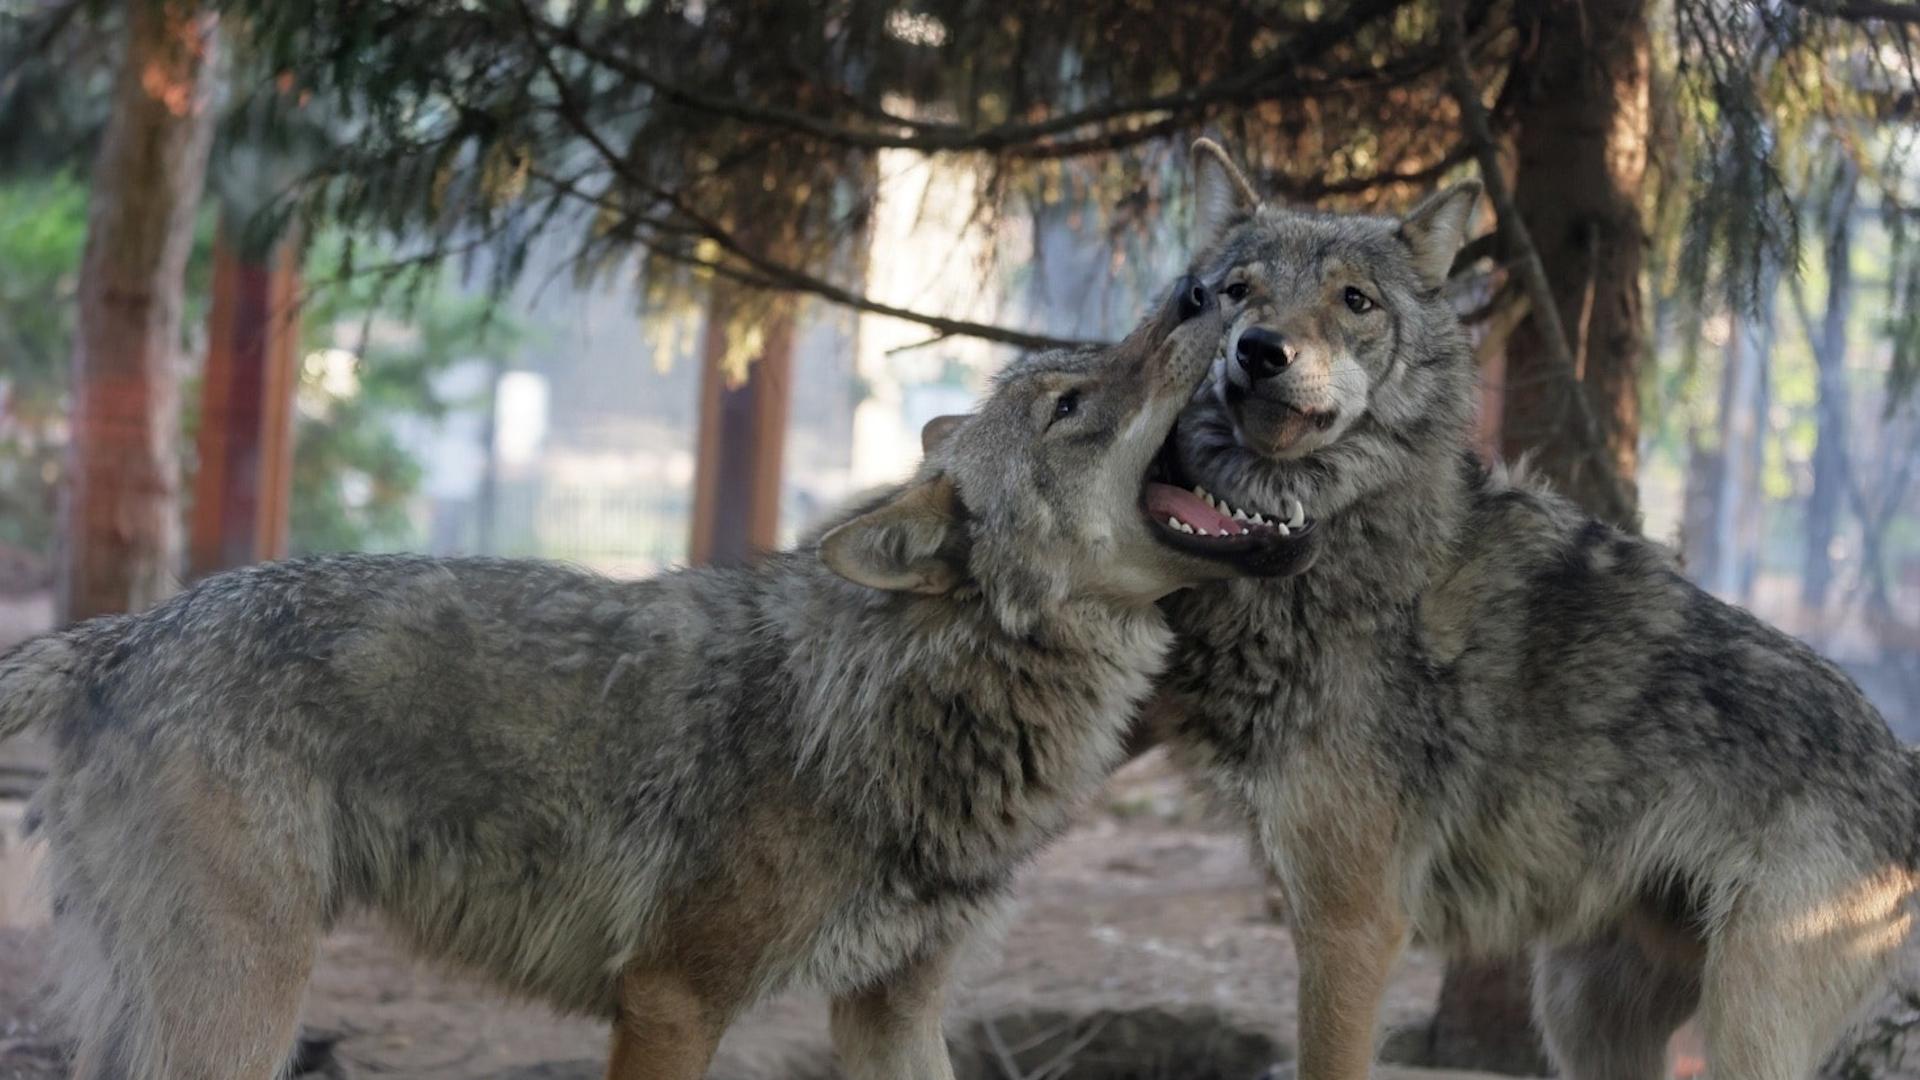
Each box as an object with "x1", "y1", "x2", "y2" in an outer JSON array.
[
  {"x1": 775, "y1": 556, "x2": 1169, "y2": 884},
  {"x1": 1162, "y1": 359, "x2": 1476, "y2": 767}
]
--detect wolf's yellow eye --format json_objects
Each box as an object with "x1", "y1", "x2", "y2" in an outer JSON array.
[
  {"x1": 1223, "y1": 282, "x2": 1250, "y2": 302},
  {"x1": 1344, "y1": 287, "x2": 1376, "y2": 313}
]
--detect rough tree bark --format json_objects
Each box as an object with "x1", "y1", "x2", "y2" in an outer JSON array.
[
  {"x1": 1426, "y1": 0, "x2": 1650, "y2": 1070},
  {"x1": 59, "y1": 0, "x2": 220, "y2": 622},
  {"x1": 1497, "y1": 0, "x2": 1651, "y2": 531}
]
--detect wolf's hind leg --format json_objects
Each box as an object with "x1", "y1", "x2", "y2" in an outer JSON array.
[
  {"x1": 830, "y1": 942, "x2": 959, "y2": 1080},
  {"x1": 1532, "y1": 927, "x2": 1701, "y2": 1080},
  {"x1": 1699, "y1": 865, "x2": 1913, "y2": 1080},
  {"x1": 48, "y1": 759, "x2": 324, "y2": 1080}
]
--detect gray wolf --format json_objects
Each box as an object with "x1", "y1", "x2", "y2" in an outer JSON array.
[
  {"x1": 0, "y1": 276, "x2": 1316, "y2": 1080},
  {"x1": 1155, "y1": 139, "x2": 1920, "y2": 1080}
]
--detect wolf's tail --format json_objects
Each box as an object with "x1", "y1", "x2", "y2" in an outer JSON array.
[{"x1": 0, "y1": 632, "x2": 80, "y2": 743}]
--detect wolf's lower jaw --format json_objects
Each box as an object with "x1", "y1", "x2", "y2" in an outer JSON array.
[
  {"x1": 1148, "y1": 482, "x2": 1304, "y2": 538},
  {"x1": 1146, "y1": 425, "x2": 1310, "y2": 544}
]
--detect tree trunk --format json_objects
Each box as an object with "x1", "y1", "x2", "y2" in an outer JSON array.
[
  {"x1": 1701, "y1": 280, "x2": 1777, "y2": 602},
  {"x1": 189, "y1": 228, "x2": 300, "y2": 578},
  {"x1": 1736, "y1": 288, "x2": 1778, "y2": 602},
  {"x1": 59, "y1": 0, "x2": 219, "y2": 622},
  {"x1": 1706, "y1": 321, "x2": 1750, "y2": 598},
  {"x1": 1497, "y1": 0, "x2": 1650, "y2": 530},
  {"x1": 688, "y1": 291, "x2": 794, "y2": 566},
  {"x1": 1432, "y1": 0, "x2": 1649, "y2": 1067},
  {"x1": 1681, "y1": 424, "x2": 1721, "y2": 577},
  {"x1": 1803, "y1": 162, "x2": 1857, "y2": 612}
]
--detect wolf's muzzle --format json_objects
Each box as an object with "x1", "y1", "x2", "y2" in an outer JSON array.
[{"x1": 1174, "y1": 276, "x2": 1214, "y2": 322}]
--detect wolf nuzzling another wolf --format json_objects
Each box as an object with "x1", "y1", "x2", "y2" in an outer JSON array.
[
  {"x1": 1155, "y1": 139, "x2": 1920, "y2": 1080},
  {"x1": 0, "y1": 278, "x2": 1315, "y2": 1080}
]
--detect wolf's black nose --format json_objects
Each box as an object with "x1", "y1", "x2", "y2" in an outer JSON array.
[
  {"x1": 1174, "y1": 276, "x2": 1212, "y2": 321},
  {"x1": 1237, "y1": 327, "x2": 1291, "y2": 379}
]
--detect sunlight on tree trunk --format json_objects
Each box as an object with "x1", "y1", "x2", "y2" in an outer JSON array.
[{"x1": 59, "y1": 0, "x2": 219, "y2": 622}]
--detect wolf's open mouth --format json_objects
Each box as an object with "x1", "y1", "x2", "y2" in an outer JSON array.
[{"x1": 1138, "y1": 430, "x2": 1314, "y2": 570}]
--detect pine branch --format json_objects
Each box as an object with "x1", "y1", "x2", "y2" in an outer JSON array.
[
  {"x1": 1440, "y1": 0, "x2": 1639, "y2": 528},
  {"x1": 525, "y1": 0, "x2": 1420, "y2": 156},
  {"x1": 1261, "y1": 143, "x2": 1479, "y2": 202},
  {"x1": 1784, "y1": 0, "x2": 1920, "y2": 25},
  {"x1": 506, "y1": 0, "x2": 1099, "y2": 353}
]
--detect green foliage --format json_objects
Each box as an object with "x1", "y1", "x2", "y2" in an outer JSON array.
[
  {"x1": 0, "y1": 172, "x2": 85, "y2": 553},
  {"x1": 288, "y1": 234, "x2": 518, "y2": 554},
  {"x1": 0, "y1": 171, "x2": 84, "y2": 413},
  {"x1": 0, "y1": 165, "x2": 508, "y2": 559}
]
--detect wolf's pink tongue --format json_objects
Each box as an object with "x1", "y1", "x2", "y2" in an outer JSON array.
[{"x1": 1144, "y1": 482, "x2": 1238, "y2": 533}]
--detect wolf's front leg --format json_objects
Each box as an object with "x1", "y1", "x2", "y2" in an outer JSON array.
[
  {"x1": 604, "y1": 967, "x2": 732, "y2": 1080},
  {"x1": 1273, "y1": 803, "x2": 1408, "y2": 1080},
  {"x1": 830, "y1": 942, "x2": 960, "y2": 1080}
]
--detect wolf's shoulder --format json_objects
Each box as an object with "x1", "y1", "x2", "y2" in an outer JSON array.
[
  {"x1": 1457, "y1": 453, "x2": 1677, "y2": 569},
  {"x1": 1423, "y1": 454, "x2": 1686, "y2": 650}
]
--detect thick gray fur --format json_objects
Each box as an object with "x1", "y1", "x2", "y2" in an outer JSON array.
[
  {"x1": 1159, "y1": 155, "x2": 1920, "y2": 1080},
  {"x1": 0, "y1": 283, "x2": 1293, "y2": 1080}
]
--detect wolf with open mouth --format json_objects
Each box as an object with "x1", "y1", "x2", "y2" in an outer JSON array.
[{"x1": 1156, "y1": 139, "x2": 1920, "y2": 1080}]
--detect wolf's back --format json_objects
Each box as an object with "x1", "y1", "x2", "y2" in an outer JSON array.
[{"x1": 0, "y1": 631, "x2": 83, "y2": 743}]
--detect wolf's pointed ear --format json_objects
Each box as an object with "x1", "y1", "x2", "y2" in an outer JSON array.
[
  {"x1": 920, "y1": 414, "x2": 966, "y2": 455},
  {"x1": 1398, "y1": 180, "x2": 1483, "y2": 290},
  {"x1": 1191, "y1": 138, "x2": 1261, "y2": 247},
  {"x1": 819, "y1": 475, "x2": 965, "y2": 594}
]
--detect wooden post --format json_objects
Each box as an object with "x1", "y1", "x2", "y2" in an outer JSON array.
[
  {"x1": 189, "y1": 228, "x2": 300, "y2": 578},
  {"x1": 688, "y1": 296, "x2": 793, "y2": 566}
]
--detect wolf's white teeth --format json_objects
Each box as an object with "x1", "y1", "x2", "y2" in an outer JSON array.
[
  {"x1": 1232, "y1": 509, "x2": 1248, "y2": 522},
  {"x1": 1167, "y1": 516, "x2": 1181, "y2": 530},
  {"x1": 1274, "y1": 522, "x2": 1291, "y2": 537},
  {"x1": 1286, "y1": 498, "x2": 1305, "y2": 529},
  {"x1": 1178, "y1": 522, "x2": 1194, "y2": 534},
  {"x1": 1250, "y1": 513, "x2": 1267, "y2": 526}
]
